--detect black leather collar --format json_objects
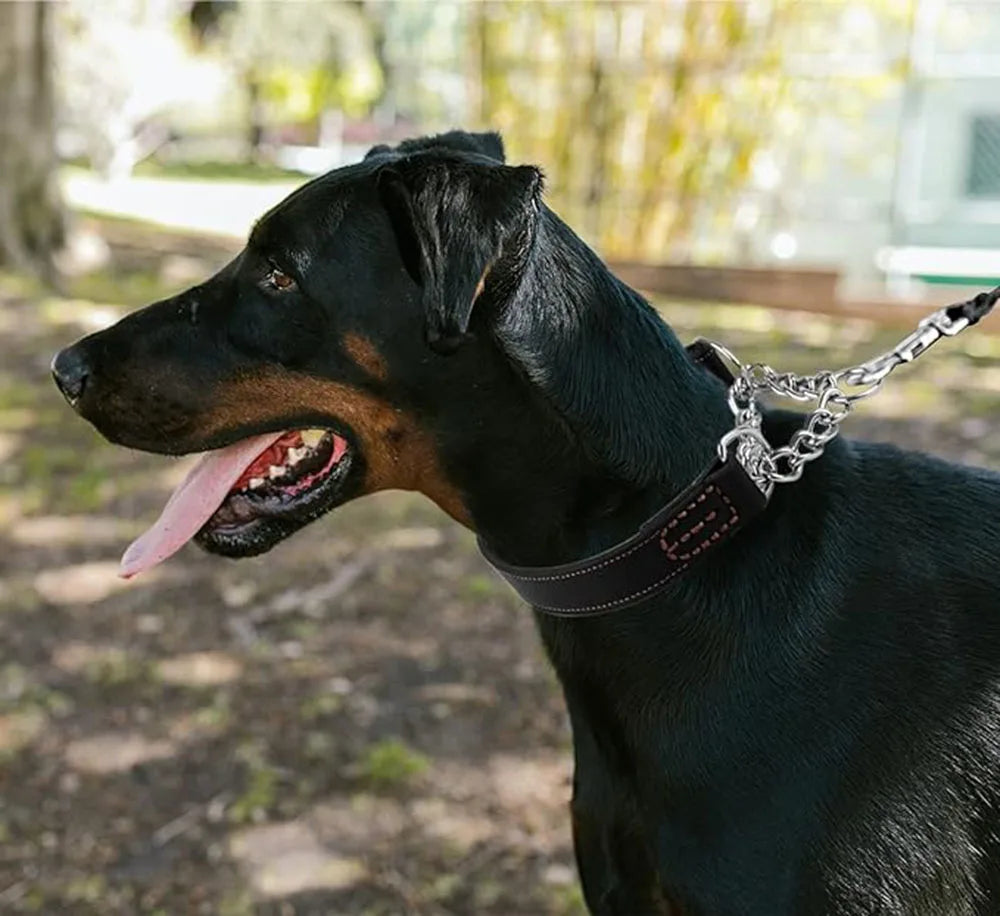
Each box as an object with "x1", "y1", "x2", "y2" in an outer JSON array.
[{"x1": 478, "y1": 340, "x2": 769, "y2": 616}]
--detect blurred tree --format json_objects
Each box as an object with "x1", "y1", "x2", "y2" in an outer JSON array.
[
  {"x1": 208, "y1": 1, "x2": 383, "y2": 161},
  {"x1": 58, "y1": 0, "x2": 204, "y2": 179},
  {"x1": 0, "y1": 1, "x2": 63, "y2": 278},
  {"x1": 469, "y1": 0, "x2": 911, "y2": 263}
]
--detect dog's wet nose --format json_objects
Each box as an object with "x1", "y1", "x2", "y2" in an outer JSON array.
[{"x1": 51, "y1": 344, "x2": 91, "y2": 407}]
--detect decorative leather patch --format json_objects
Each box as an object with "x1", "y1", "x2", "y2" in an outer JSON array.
[{"x1": 659, "y1": 484, "x2": 739, "y2": 562}]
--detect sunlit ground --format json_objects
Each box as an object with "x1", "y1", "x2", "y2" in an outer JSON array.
[{"x1": 1, "y1": 220, "x2": 997, "y2": 914}]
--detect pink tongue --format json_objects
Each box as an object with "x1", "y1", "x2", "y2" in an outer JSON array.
[{"x1": 119, "y1": 432, "x2": 286, "y2": 579}]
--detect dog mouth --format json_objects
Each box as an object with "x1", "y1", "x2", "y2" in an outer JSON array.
[
  {"x1": 120, "y1": 427, "x2": 356, "y2": 577},
  {"x1": 204, "y1": 428, "x2": 349, "y2": 527}
]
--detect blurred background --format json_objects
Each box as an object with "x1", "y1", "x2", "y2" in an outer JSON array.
[{"x1": 1, "y1": 2, "x2": 998, "y2": 914}]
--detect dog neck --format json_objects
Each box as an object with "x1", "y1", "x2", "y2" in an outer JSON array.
[{"x1": 456, "y1": 208, "x2": 732, "y2": 569}]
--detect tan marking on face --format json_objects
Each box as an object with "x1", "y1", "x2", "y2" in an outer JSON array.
[
  {"x1": 203, "y1": 371, "x2": 470, "y2": 526},
  {"x1": 473, "y1": 263, "x2": 492, "y2": 301},
  {"x1": 342, "y1": 333, "x2": 389, "y2": 382}
]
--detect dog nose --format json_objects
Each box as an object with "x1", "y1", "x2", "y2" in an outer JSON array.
[{"x1": 51, "y1": 345, "x2": 90, "y2": 407}]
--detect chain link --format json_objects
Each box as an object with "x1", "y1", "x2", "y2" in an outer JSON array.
[{"x1": 712, "y1": 304, "x2": 976, "y2": 498}]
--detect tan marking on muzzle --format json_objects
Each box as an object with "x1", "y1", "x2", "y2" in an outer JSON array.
[
  {"x1": 204, "y1": 371, "x2": 470, "y2": 526},
  {"x1": 342, "y1": 333, "x2": 389, "y2": 383}
]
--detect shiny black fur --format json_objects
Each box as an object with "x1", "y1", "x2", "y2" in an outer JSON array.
[{"x1": 53, "y1": 132, "x2": 1000, "y2": 915}]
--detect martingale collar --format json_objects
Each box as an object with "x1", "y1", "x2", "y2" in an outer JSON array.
[
  {"x1": 479, "y1": 340, "x2": 769, "y2": 617},
  {"x1": 480, "y1": 286, "x2": 1000, "y2": 617}
]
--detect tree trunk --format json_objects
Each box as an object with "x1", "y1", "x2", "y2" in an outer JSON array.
[
  {"x1": 0, "y1": 1, "x2": 63, "y2": 279},
  {"x1": 245, "y1": 68, "x2": 265, "y2": 164}
]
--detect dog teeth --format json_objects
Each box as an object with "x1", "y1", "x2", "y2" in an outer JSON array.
[
  {"x1": 248, "y1": 477, "x2": 264, "y2": 490},
  {"x1": 300, "y1": 429, "x2": 325, "y2": 448},
  {"x1": 268, "y1": 464, "x2": 285, "y2": 479}
]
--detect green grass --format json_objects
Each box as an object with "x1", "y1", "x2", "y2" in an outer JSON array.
[
  {"x1": 217, "y1": 890, "x2": 256, "y2": 916},
  {"x1": 132, "y1": 158, "x2": 308, "y2": 183},
  {"x1": 0, "y1": 664, "x2": 73, "y2": 718},
  {"x1": 300, "y1": 691, "x2": 343, "y2": 721},
  {"x1": 552, "y1": 883, "x2": 588, "y2": 916},
  {"x1": 83, "y1": 651, "x2": 148, "y2": 688},
  {"x1": 230, "y1": 761, "x2": 280, "y2": 824},
  {"x1": 359, "y1": 738, "x2": 429, "y2": 789},
  {"x1": 64, "y1": 466, "x2": 111, "y2": 512},
  {"x1": 229, "y1": 742, "x2": 281, "y2": 824},
  {"x1": 62, "y1": 874, "x2": 108, "y2": 905},
  {"x1": 463, "y1": 573, "x2": 500, "y2": 598},
  {"x1": 12, "y1": 442, "x2": 112, "y2": 514},
  {"x1": 67, "y1": 269, "x2": 175, "y2": 309},
  {"x1": 0, "y1": 706, "x2": 47, "y2": 762},
  {"x1": 63, "y1": 155, "x2": 308, "y2": 184},
  {"x1": 0, "y1": 268, "x2": 45, "y2": 300}
]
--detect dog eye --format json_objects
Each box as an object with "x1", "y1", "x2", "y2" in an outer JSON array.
[{"x1": 264, "y1": 266, "x2": 296, "y2": 292}]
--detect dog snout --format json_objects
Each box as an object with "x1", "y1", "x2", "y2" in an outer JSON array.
[{"x1": 51, "y1": 343, "x2": 91, "y2": 409}]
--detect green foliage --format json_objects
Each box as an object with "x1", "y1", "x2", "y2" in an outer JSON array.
[
  {"x1": 213, "y1": 1, "x2": 383, "y2": 128},
  {"x1": 264, "y1": 62, "x2": 381, "y2": 124}
]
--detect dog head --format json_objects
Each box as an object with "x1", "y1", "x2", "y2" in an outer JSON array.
[{"x1": 52, "y1": 131, "x2": 544, "y2": 571}]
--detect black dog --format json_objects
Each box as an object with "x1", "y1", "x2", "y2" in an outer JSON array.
[{"x1": 53, "y1": 131, "x2": 1000, "y2": 915}]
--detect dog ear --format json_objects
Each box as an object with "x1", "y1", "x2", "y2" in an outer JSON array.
[{"x1": 377, "y1": 160, "x2": 541, "y2": 354}]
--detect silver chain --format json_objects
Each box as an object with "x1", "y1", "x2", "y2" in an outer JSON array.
[{"x1": 710, "y1": 305, "x2": 974, "y2": 499}]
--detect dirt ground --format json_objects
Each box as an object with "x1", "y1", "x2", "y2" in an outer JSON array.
[{"x1": 1, "y1": 225, "x2": 998, "y2": 915}]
